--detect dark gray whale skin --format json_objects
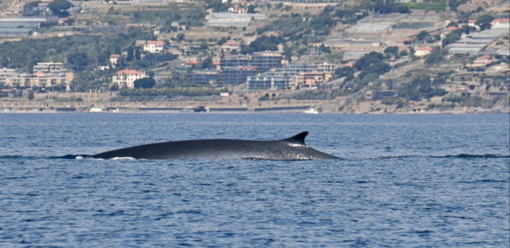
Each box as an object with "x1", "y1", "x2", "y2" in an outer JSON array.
[{"x1": 90, "y1": 132, "x2": 338, "y2": 160}]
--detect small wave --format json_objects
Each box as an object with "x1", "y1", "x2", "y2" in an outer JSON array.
[
  {"x1": 0, "y1": 155, "x2": 42, "y2": 160},
  {"x1": 50, "y1": 154, "x2": 91, "y2": 159},
  {"x1": 0, "y1": 155, "x2": 25, "y2": 159},
  {"x1": 368, "y1": 154, "x2": 509, "y2": 160},
  {"x1": 437, "y1": 154, "x2": 509, "y2": 159},
  {"x1": 111, "y1": 157, "x2": 136, "y2": 160}
]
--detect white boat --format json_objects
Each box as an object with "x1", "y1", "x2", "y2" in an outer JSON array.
[
  {"x1": 89, "y1": 107, "x2": 104, "y2": 112},
  {"x1": 304, "y1": 108, "x2": 319, "y2": 114}
]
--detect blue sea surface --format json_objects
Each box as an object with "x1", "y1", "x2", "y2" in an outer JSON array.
[{"x1": 0, "y1": 113, "x2": 509, "y2": 247}]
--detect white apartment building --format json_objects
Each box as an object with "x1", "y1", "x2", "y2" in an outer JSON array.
[
  {"x1": 33, "y1": 62, "x2": 65, "y2": 72},
  {"x1": 112, "y1": 70, "x2": 148, "y2": 88}
]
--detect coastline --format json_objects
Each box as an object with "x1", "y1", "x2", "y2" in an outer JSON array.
[{"x1": 1, "y1": 97, "x2": 509, "y2": 114}]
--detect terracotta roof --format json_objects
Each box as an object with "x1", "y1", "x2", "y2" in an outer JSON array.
[
  {"x1": 343, "y1": 63, "x2": 353, "y2": 67},
  {"x1": 397, "y1": 38, "x2": 414, "y2": 43},
  {"x1": 493, "y1": 18, "x2": 510, "y2": 23},
  {"x1": 186, "y1": 61, "x2": 199, "y2": 65},
  {"x1": 116, "y1": 70, "x2": 144, "y2": 75},
  {"x1": 417, "y1": 46, "x2": 433, "y2": 51},
  {"x1": 110, "y1": 54, "x2": 121, "y2": 58},
  {"x1": 468, "y1": 19, "x2": 476, "y2": 23},
  {"x1": 445, "y1": 26, "x2": 459, "y2": 30},
  {"x1": 223, "y1": 41, "x2": 240, "y2": 46},
  {"x1": 213, "y1": 61, "x2": 220, "y2": 65},
  {"x1": 147, "y1": 41, "x2": 165, "y2": 45},
  {"x1": 331, "y1": 17, "x2": 340, "y2": 20}
]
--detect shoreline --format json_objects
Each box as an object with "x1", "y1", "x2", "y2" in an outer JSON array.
[
  {"x1": 1, "y1": 110, "x2": 508, "y2": 114},
  {"x1": 2, "y1": 98, "x2": 509, "y2": 115}
]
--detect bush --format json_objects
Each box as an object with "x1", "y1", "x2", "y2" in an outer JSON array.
[{"x1": 134, "y1": 78, "x2": 156, "y2": 89}]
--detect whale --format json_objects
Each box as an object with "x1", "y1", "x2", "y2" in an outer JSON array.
[{"x1": 89, "y1": 132, "x2": 338, "y2": 160}]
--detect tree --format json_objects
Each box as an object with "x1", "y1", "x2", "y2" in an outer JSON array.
[
  {"x1": 23, "y1": 1, "x2": 42, "y2": 16},
  {"x1": 447, "y1": 22, "x2": 458, "y2": 28},
  {"x1": 67, "y1": 52, "x2": 88, "y2": 71},
  {"x1": 48, "y1": 0, "x2": 72, "y2": 17},
  {"x1": 127, "y1": 46, "x2": 134, "y2": 62},
  {"x1": 335, "y1": 67, "x2": 354, "y2": 81},
  {"x1": 217, "y1": 37, "x2": 228, "y2": 45},
  {"x1": 114, "y1": 45, "x2": 121, "y2": 55},
  {"x1": 200, "y1": 41, "x2": 208, "y2": 50},
  {"x1": 425, "y1": 47, "x2": 443, "y2": 65},
  {"x1": 442, "y1": 32, "x2": 460, "y2": 48},
  {"x1": 134, "y1": 78, "x2": 156, "y2": 89},
  {"x1": 201, "y1": 57, "x2": 214, "y2": 69},
  {"x1": 476, "y1": 14, "x2": 494, "y2": 30},
  {"x1": 320, "y1": 44, "x2": 331, "y2": 54},
  {"x1": 135, "y1": 48, "x2": 141, "y2": 60},
  {"x1": 240, "y1": 35, "x2": 283, "y2": 53},
  {"x1": 448, "y1": 0, "x2": 459, "y2": 11},
  {"x1": 247, "y1": 5, "x2": 256, "y2": 13},
  {"x1": 416, "y1": 31, "x2": 429, "y2": 41},
  {"x1": 384, "y1": 46, "x2": 399, "y2": 56}
]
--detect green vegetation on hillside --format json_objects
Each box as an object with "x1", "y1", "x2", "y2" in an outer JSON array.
[
  {"x1": 404, "y1": 2, "x2": 447, "y2": 11},
  {"x1": 0, "y1": 28, "x2": 156, "y2": 72},
  {"x1": 398, "y1": 75, "x2": 447, "y2": 101}
]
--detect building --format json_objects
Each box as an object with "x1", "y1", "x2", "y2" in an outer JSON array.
[
  {"x1": 468, "y1": 19, "x2": 476, "y2": 27},
  {"x1": 221, "y1": 66, "x2": 257, "y2": 85},
  {"x1": 1, "y1": 62, "x2": 74, "y2": 88},
  {"x1": 447, "y1": 24, "x2": 509, "y2": 55},
  {"x1": 109, "y1": 54, "x2": 121, "y2": 65},
  {"x1": 396, "y1": 38, "x2": 415, "y2": 46},
  {"x1": 1, "y1": 70, "x2": 74, "y2": 88},
  {"x1": 188, "y1": 70, "x2": 220, "y2": 85},
  {"x1": 467, "y1": 56, "x2": 493, "y2": 68},
  {"x1": 220, "y1": 54, "x2": 251, "y2": 68},
  {"x1": 206, "y1": 13, "x2": 266, "y2": 27},
  {"x1": 112, "y1": 70, "x2": 148, "y2": 88},
  {"x1": 293, "y1": 72, "x2": 328, "y2": 88},
  {"x1": 143, "y1": 41, "x2": 165, "y2": 54},
  {"x1": 367, "y1": 90, "x2": 398, "y2": 100},
  {"x1": 221, "y1": 41, "x2": 241, "y2": 52},
  {"x1": 251, "y1": 51, "x2": 283, "y2": 69},
  {"x1": 247, "y1": 62, "x2": 337, "y2": 90},
  {"x1": 247, "y1": 72, "x2": 287, "y2": 90},
  {"x1": 443, "y1": 26, "x2": 459, "y2": 34},
  {"x1": 414, "y1": 46, "x2": 433, "y2": 57},
  {"x1": 219, "y1": 52, "x2": 283, "y2": 69},
  {"x1": 185, "y1": 61, "x2": 200, "y2": 68},
  {"x1": 0, "y1": 17, "x2": 46, "y2": 36},
  {"x1": 33, "y1": 62, "x2": 65, "y2": 73},
  {"x1": 491, "y1": 18, "x2": 509, "y2": 27}
]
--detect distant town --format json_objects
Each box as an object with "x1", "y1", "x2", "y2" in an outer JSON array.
[{"x1": 0, "y1": 0, "x2": 509, "y2": 113}]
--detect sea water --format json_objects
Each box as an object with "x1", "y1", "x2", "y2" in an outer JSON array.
[{"x1": 0, "y1": 113, "x2": 508, "y2": 247}]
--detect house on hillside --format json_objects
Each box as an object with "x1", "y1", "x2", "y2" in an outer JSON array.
[
  {"x1": 491, "y1": 18, "x2": 510, "y2": 27},
  {"x1": 414, "y1": 46, "x2": 433, "y2": 57},
  {"x1": 443, "y1": 26, "x2": 459, "y2": 34},
  {"x1": 143, "y1": 41, "x2": 165, "y2": 54},
  {"x1": 109, "y1": 54, "x2": 121, "y2": 66},
  {"x1": 467, "y1": 55, "x2": 494, "y2": 68},
  {"x1": 112, "y1": 70, "x2": 148, "y2": 88},
  {"x1": 221, "y1": 41, "x2": 240, "y2": 52}
]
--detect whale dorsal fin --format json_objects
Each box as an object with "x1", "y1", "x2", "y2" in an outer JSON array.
[{"x1": 283, "y1": 132, "x2": 308, "y2": 145}]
